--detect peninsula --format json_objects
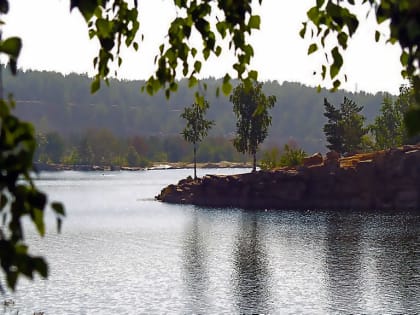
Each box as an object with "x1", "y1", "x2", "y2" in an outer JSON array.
[{"x1": 156, "y1": 145, "x2": 420, "y2": 211}]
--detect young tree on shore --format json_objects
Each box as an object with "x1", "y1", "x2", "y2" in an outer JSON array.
[
  {"x1": 181, "y1": 100, "x2": 214, "y2": 179},
  {"x1": 230, "y1": 82, "x2": 276, "y2": 172}
]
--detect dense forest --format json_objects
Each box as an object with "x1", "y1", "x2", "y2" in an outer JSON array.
[{"x1": 3, "y1": 68, "x2": 388, "y2": 164}]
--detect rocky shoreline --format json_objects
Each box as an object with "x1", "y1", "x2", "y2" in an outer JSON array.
[{"x1": 156, "y1": 145, "x2": 420, "y2": 211}]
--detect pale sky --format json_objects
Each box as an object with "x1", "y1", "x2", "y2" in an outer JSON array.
[{"x1": 3, "y1": 0, "x2": 406, "y2": 94}]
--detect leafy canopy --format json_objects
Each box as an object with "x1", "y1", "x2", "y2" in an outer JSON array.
[
  {"x1": 0, "y1": 97, "x2": 65, "y2": 291},
  {"x1": 180, "y1": 100, "x2": 214, "y2": 178},
  {"x1": 70, "y1": 0, "x2": 262, "y2": 99},
  {"x1": 181, "y1": 100, "x2": 214, "y2": 146},
  {"x1": 230, "y1": 82, "x2": 276, "y2": 171}
]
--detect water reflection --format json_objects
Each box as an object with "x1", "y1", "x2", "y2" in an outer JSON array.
[
  {"x1": 182, "y1": 211, "x2": 209, "y2": 312},
  {"x1": 324, "y1": 213, "x2": 364, "y2": 313},
  {"x1": 233, "y1": 211, "x2": 271, "y2": 313}
]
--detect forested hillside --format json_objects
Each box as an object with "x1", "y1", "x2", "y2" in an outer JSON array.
[{"x1": 4, "y1": 68, "x2": 386, "y2": 153}]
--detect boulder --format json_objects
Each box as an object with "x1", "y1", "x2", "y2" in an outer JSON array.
[
  {"x1": 326, "y1": 150, "x2": 340, "y2": 161},
  {"x1": 303, "y1": 153, "x2": 323, "y2": 167}
]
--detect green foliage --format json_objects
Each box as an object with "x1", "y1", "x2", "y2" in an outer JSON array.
[
  {"x1": 126, "y1": 145, "x2": 140, "y2": 166},
  {"x1": 196, "y1": 136, "x2": 243, "y2": 162},
  {"x1": 370, "y1": 84, "x2": 417, "y2": 149},
  {"x1": 70, "y1": 0, "x2": 261, "y2": 98},
  {"x1": 279, "y1": 144, "x2": 307, "y2": 167},
  {"x1": 303, "y1": 0, "x2": 420, "y2": 103},
  {"x1": 70, "y1": 0, "x2": 139, "y2": 93},
  {"x1": 370, "y1": 95, "x2": 405, "y2": 149},
  {"x1": 35, "y1": 132, "x2": 65, "y2": 163},
  {"x1": 260, "y1": 144, "x2": 306, "y2": 170},
  {"x1": 230, "y1": 82, "x2": 276, "y2": 172},
  {"x1": 400, "y1": 83, "x2": 420, "y2": 136},
  {"x1": 78, "y1": 128, "x2": 120, "y2": 165},
  {"x1": 180, "y1": 100, "x2": 214, "y2": 147},
  {"x1": 0, "y1": 98, "x2": 65, "y2": 291},
  {"x1": 340, "y1": 97, "x2": 367, "y2": 153},
  {"x1": 260, "y1": 147, "x2": 282, "y2": 170},
  {"x1": 0, "y1": 37, "x2": 21, "y2": 75},
  {"x1": 61, "y1": 148, "x2": 80, "y2": 165},
  {"x1": 323, "y1": 98, "x2": 343, "y2": 153},
  {"x1": 31, "y1": 129, "x2": 248, "y2": 166},
  {"x1": 360, "y1": 134, "x2": 376, "y2": 152},
  {"x1": 180, "y1": 100, "x2": 214, "y2": 178},
  {"x1": 323, "y1": 97, "x2": 367, "y2": 155}
]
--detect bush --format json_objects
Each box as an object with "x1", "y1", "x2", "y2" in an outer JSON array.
[
  {"x1": 279, "y1": 144, "x2": 307, "y2": 167},
  {"x1": 260, "y1": 144, "x2": 307, "y2": 170},
  {"x1": 260, "y1": 147, "x2": 282, "y2": 170}
]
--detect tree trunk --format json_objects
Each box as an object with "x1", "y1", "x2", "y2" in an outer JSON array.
[
  {"x1": 252, "y1": 152, "x2": 257, "y2": 172},
  {"x1": 194, "y1": 143, "x2": 197, "y2": 179}
]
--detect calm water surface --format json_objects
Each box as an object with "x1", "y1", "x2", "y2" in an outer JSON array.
[{"x1": 3, "y1": 169, "x2": 419, "y2": 314}]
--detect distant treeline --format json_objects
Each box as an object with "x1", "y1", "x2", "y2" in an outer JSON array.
[
  {"x1": 35, "y1": 129, "x2": 245, "y2": 167},
  {"x1": 4, "y1": 68, "x2": 388, "y2": 154}
]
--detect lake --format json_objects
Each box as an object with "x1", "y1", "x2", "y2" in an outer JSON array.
[{"x1": 3, "y1": 169, "x2": 419, "y2": 314}]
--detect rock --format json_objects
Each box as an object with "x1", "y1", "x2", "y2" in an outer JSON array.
[
  {"x1": 324, "y1": 151, "x2": 340, "y2": 168},
  {"x1": 326, "y1": 150, "x2": 340, "y2": 161},
  {"x1": 303, "y1": 153, "x2": 323, "y2": 167},
  {"x1": 402, "y1": 144, "x2": 419, "y2": 152},
  {"x1": 178, "y1": 176, "x2": 194, "y2": 185}
]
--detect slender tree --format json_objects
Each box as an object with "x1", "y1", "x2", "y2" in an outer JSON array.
[
  {"x1": 230, "y1": 82, "x2": 276, "y2": 172},
  {"x1": 180, "y1": 100, "x2": 214, "y2": 179}
]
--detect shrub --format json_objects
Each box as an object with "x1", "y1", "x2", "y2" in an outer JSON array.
[
  {"x1": 279, "y1": 144, "x2": 307, "y2": 167},
  {"x1": 260, "y1": 144, "x2": 307, "y2": 170}
]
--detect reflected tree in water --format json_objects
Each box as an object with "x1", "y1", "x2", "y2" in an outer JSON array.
[
  {"x1": 324, "y1": 213, "x2": 364, "y2": 312},
  {"x1": 233, "y1": 212, "x2": 271, "y2": 313},
  {"x1": 182, "y1": 211, "x2": 209, "y2": 312}
]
